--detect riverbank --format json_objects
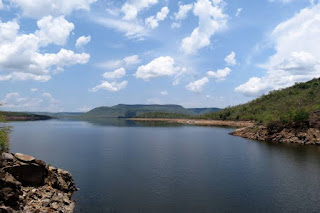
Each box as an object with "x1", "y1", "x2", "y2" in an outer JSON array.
[
  {"x1": 0, "y1": 152, "x2": 76, "y2": 212},
  {"x1": 0, "y1": 111, "x2": 51, "y2": 121},
  {"x1": 130, "y1": 118, "x2": 255, "y2": 127}
]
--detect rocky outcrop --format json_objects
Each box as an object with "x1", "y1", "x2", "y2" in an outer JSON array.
[
  {"x1": 0, "y1": 153, "x2": 77, "y2": 212},
  {"x1": 231, "y1": 111, "x2": 320, "y2": 145}
]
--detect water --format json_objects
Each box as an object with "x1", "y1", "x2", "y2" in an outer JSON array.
[{"x1": 8, "y1": 119, "x2": 320, "y2": 213}]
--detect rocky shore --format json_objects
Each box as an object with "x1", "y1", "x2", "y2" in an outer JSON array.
[
  {"x1": 0, "y1": 153, "x2": 77, "y2": 212},
  {"x1": 231, "y1": 110, "x2": 320, "y2": 145}
]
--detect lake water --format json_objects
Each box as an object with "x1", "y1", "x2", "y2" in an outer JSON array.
[{"x1": 8, "y1": 119, "x2": 320, "y2": 213}]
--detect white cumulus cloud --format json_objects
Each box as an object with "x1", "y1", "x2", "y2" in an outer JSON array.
[
  {"x1": 76, "y1": 35, "x2": 91, "y2": 48},
  {"x1": 236, "y1": 3, "x2": 320, "y2": 96},
  {"x1": 207, "y1": 67, "x2": 231, "y2": 81},
  {"x1": 224, "y1": 51, "x2": 237, "y2": 66},
  {"x1": 136, "y1": 56, "x2": 185, "y2": 80},
  {"x1": 185, "y1": 77, "x2": 209, "y2": 92},
  {"x1": 121, "y1": 0, "x2": 158, "y2": 21},
  {"x1": 181, "y1": 0, "x2": 228, "y2": 54},
  {"x1": 90, "y1": 80, "x2": 128, "y2": 92},
  {"x1": 145, "y1": 6, "x2": 169, "y2": 29},
  {"x1": 172, "y1": 3, "x2": 193, "y2": 28},
  {"x1": 102, "y1": 68, "x2": 126, "y2": 79},
  {"x1": 0, "y1": 17, "x2": 90, "y2": 82},
  {"x1": 97, "y1": 55, "x2": 141, "y2": 69}
]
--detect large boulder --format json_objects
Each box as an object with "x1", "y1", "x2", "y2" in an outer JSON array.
[
  {"x1": 4, "y1": 164, "x2": 47, "y2": 186},
  {"x1": 0, "y1": 153, "x2": 77, "y2": 212}
]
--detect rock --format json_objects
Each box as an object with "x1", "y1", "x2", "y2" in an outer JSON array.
[
  {"x1": 0, "y1": 153, "x2": 76, "y2": 212},
  {"x1": 0, "y1": 171, "x2": 22, "y2": 210},
  {"x1": 1, "y1": 153, "x2": 13, "y2": 161},
  {"x1": 0, "y1": 205, "x2": 15, "y2": 213},
  {"x1": 231, "y1": 121, "x2": 320, "y2": 145},
  {"x1": 4, "y1": 164, "x2": 47, "y2": 186},
  {"x1": 14, "y1": 153, "x2": 35, "y2": 163}
]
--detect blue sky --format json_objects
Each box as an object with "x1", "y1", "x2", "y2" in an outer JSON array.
[{"x1": 0, "y1": 0, "x2": 319, "y2": 112}]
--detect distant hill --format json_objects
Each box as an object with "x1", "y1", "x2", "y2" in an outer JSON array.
[
  {"x1": 200, "y1": 78, "x2": 320, "y2": 125},
  {"x1": 82, "y1": 104, "x2": 220, "y2": 119}
]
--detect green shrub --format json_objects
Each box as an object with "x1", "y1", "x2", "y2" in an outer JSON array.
[
  {"x1": 293, "y1": 109, "x2": 309, "y2": 123},
  {"x1": 0, "y1": 128, "x2": 9, "y2": 153}
]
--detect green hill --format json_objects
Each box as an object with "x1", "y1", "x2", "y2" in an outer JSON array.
[
  {"x1": 200, "y1": 78, "x2": 320, "y2": 125},
  {"x1": 82, "y1": 104, "x2": 220, "y2": 119}
]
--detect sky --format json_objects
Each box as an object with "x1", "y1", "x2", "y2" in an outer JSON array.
[{"x1": 0, "y1": 0, "x2": 319, "y2": 112}]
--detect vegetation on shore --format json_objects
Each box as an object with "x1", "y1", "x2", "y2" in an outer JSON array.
[
  {"x1": 200, "y1": 78, "x2": 320, "y2": 125},
  {"x1": 0, "y1": 110, "x2": 9, "y2": 153},
  {"x1": 0, "y1": 111, "x2": 51, "y2": 121}
]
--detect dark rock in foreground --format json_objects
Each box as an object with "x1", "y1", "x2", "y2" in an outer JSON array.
[
  {"x1": 0, "y1": 153, "x2": 77, "y2": 212},
  {"x1": 231, "y1": 110, "x2": 320, "y2": 145}
]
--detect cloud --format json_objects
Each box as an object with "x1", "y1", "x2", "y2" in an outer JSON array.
[
  {"x1": 0, "y1": 17, "x2": 90, "y2": 82},
  {"x1": 136, "y1": 56, "x2": 186, "y2": 80},
  {"x1": 160, "y1": 90, "x2": 168, "y2": 96},
  {"x1": 35, "y1": 16, "x2": 74, "y2": 46},
  {"x1": 0, "y1": 92, "x2": 62, "y2": 111},
  {"x1": 145, "y1": 6, "x2": 169, "y2": 29},
  {"x1": 0, "y1": 73, "x2": 51, "y2": 82},
  {"x1": 102, "y1": 67, "x2": 126, "y2": 79},
  {"x1": 268, "y1": 0, "x2": 293, "y2": 3},
  {"x1": 0, "y1": 0, "x2": 3, "y2": 10},
  {"x1": 207, "y1": 67, "x2": 231, "y2": 81},
  {"x1": 93, "y1": 16, "x2": 147, "y2": 39},
  {"x1": 181, "y1": 0, "x2": 228, "y2": 54},
  {"x1": 11, "y1": 0, "x2": 97, "y2": 18},
  {"x1": 224, "y1": 51, "x2": 237, "y2": 66},
  {"x1": 185, "y1": 77, "x2": 209, "y2": 92},
  {"x1": 236, "y1": 8, "x2": 243, "y2": 17},
  {"x1": 30, "y1": 88, "x2": 38, "y2": 92},
  {"x1": 172, "y1": 3, "x2": 193, "y2": 28},
  {"x1": 97, "y1": 55, "x2": 141, "y2": 69},
  {"x1": 121, "y1": 0, "x2": 158, "y2": 21},
  {"x1": 236, "y1": 3, "x2": 320, "y2": 96},
  {"x1": 92, "y1": 0, "x2": 162, "y2": 39},
  {"x1": 90, "y1": 80, "x2": 128, "y2": 92},
  {"x1": 0, "y1": 20, "x2": 20, "y2": 42},
  {"x1": 76, "y1": 35, "x2": 91, "y2": 48}
]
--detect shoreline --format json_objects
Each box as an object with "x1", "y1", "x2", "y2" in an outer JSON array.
[{"x1": 130, "y1": 118, "x2": 255, "y2": 128}]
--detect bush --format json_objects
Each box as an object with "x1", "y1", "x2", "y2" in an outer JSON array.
[
  {"x1": 0, "y1": 128, "x2": 9, "y2": 153},
  {"x1": 293, "y1": 109, "x2": 309, "y2": 123}
]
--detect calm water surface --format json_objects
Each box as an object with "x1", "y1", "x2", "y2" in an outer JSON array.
[{"x1": 8, "y1": 119, "x2": 320, "y2": 213}]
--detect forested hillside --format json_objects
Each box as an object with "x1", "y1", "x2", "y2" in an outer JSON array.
[{"x1": 201, "y1": 78, "x2": 320, "y2": 125}]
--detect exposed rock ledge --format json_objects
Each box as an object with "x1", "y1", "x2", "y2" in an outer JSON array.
[
  {"x1": 231, "y1": 125, "x2": 320, "y2": 145},
  {"x1": 0, "y1": 153, "x2": 77, "y2": 212},
  {"x1": 231, "y1": 111, "x2": 320, "y2": 145}
]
